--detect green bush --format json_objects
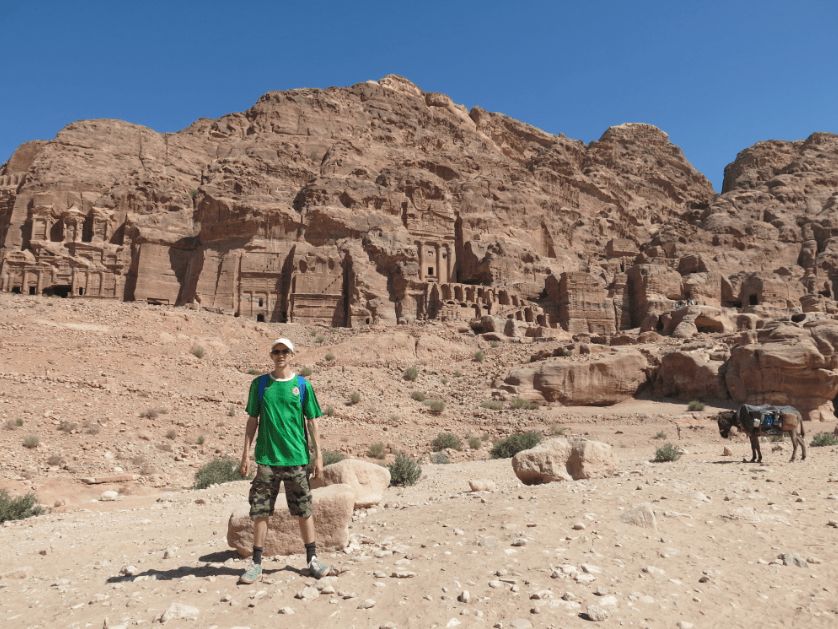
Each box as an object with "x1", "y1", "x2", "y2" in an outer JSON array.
[
  {"x1": 454, "y1": 370, "x2": 462, "y2": 377},
  {"x1": 687, "y1": 400, "x2": 705, "y2": 411},
  {"x1": 654, "y1": 443, "x2": 681, "y2": 462},
  {"x1": 509, "y1": 398, "x2": 538, "y2": 410},
  {"x1": 389, "y1": 414, "x2": 399, "y2": 423},
  {"x1": 349, "y1": 392, "x2": 360, "y2": 405},
  {"x1": 563, "y1": 349, "x2": 573, "y2": 357},
  {"x1": 193, "y1": 457, "x2": 248, "y2": 490},
  {"x1": 23, "y1": 435, "x2": 39, "y2": 449},
  {"x1": 490, "y1": 341, "x2": 499, "y2": 349},
  {"x1": 431, "y1": 433, "x2": 462, "y2": 451},
  {"x1": 227, "y1": 405, "x2": 236, "y2": 417},
  {"x1": 481, "y1": 400, "x2": 503, "y2": 411},
  {"x1": 441, "y1": 377, "x2": 448, "y2": 385},
  {"x1": 0, "y1": 490, "x2": 44, "y2": 523},
  {"x1": 298, "y1": 367, "x2": 313, "y2": 377},
  {"x1": 322, "y1": 451, "x2": 346, "y2": 466},
  {"x1": 425, "y1": 400, "x2": 445, "y2": 414},
  {"x1": 550, "y1": 424, "x2": 565, "y2": 436},
  {"x1": 810, "y1": 432, "x2": 838, "y2": 447},
  {"x1": 197, "y1": 435, "x2": 205, "y2": 445},
  {"x1": 654, "y1": 431, "x2": 667, "y2": 439},
  {"x1": 247, "y1": 369, "x2": 261, "y2": 376},
  {"x1": 325, "y1": 353, "x2": 335, "y2": 362},
  {"x1": 490, "y1": 432, "x2": 541, "y2": 459},
  {"x1": 84, "y1": 421, "x2": 101, "y2": 435},
  {"x1": 189, "y1": 189, "x2": 199, "y2": 198},
  {"x1": 316, "y1": 335, "x2": 324, "y2": 344},
  {"x1": 474, "y1": 350, "x2": 484, "y2": 363},
  {"x1": 367, "y1": 442, "x2": 386, "y2": 459},
  {"x1": 411, "y1": 391, "x2": 426, "y2": 402},
  {"x1": 4, "y1": 418, "x2": 20, "y2": 430},
  {"x1": 324, "y1": 406, "x2": 335, "y2": 416},
  {"x1": 431, "y1": 452, "x2": 450, "y2": 464},
  {"x1": 388, "y1": 452, "x2": 422, "y2": 486},
  {"x1": 468, "y1": 436, "x2": 482, "y2": 450},
  {"x1": 166, "y1": 429, "x2": 176, "y2": 440},
  {"x1": 47, "y1": 454, "x2": 65, "y2": 467},
  {"x1": 58, "y1": 421, "x2": 77, "y2": 433},
  {"x1": 310, "y1": 329, "x2": 317, "y2": 336},
  {"x1": 404, "y1": 366, "x2": 418, "y2": 382},
  {"x1": 191, "y1": 345, "x2": 205, "y2": 359}
]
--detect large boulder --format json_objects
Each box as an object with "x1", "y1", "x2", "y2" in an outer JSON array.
[
  {"x1": 319, "y1": 459, "x2": 391, "y2": 509},
  {"x1": 511, "y1": 438, "x2": 619, "y2": 485},
  {"x1": 725, "y1": 319, "x2": 838, "y2": 421},
  {"x1": 227, "y1": 484, "x2": 354, "y2": 557},
  {"x1": 654, "y1": 350, "x2": 729, "y2": 400},
  {"x1": 505, "y1": 350, "x2": 648, "y2": 405}
]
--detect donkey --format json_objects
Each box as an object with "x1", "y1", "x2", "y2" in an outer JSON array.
[{"x1": 717, "y1": 410, "x2": 806, "y2": 463}]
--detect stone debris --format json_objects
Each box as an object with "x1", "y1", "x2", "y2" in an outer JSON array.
[
  {"x1": 358, "y1": 598, "x2": 377, "y2": 609},
  {"x1": 468, "y1": 479, "x2": 496, "y2": 491},
  {"x1": 159, "y1": 602, "x2": 199, "y2": 622},
  {"x1": 586, "y1": 604, "x2": 609, "y2": 621}
]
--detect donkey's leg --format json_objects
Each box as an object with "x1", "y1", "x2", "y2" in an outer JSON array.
[
  {"x1": 800, "y1": 429, "x2": 807, "y2": 461},
  {"x1": 789, "y1": 430, "x2": 797, "y2": 462},
  {"x1": 749, "y1": 434, "x2": 760, "y2": 463}
]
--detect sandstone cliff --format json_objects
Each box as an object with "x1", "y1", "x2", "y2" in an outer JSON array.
[{"x1": 1, "y1": 75, "x2": 719, "y2": 328}]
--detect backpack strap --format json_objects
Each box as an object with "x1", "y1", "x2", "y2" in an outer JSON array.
[
  {"x1": 257, "y1": 374, "x2": 270, "y2": 416},
  {"x1": 297, "y1": 375, "x2": 308, "y2": 418}
]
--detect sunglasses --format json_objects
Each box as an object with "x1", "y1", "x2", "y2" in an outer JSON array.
[{"x1": 271, "y1": 348, "x2": 292, "y2": 355}]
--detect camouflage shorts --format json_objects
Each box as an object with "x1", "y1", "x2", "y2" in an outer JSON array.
[{"x1": 248, "y1": 464, "x2": 312, "y2": 519}]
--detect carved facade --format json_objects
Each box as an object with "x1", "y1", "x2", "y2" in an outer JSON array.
[{"x1": 0, "y1": 201, "x2": 126, "y2": 298}]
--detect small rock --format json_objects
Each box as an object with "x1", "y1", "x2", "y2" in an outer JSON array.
[
  {"x1": 509, "y1": 620, "x2": 533, "y2": 629},
  {"x1": 100, "y1": 491, "x2": 118, "y2": 502},
  {"x1": 391, "y1": 571, "x2": 417, "y2": 578},
  {"x1": 373, "y1": 571, "x2": 387, "y2": 578},
  {"x1": 160, "y1": 602, "x2": 199, "y2": 622},
  {"x1": 779, "y1": 553, "x2": 808, "y2": 568},
  {"x1": 511, "y1": 537, "x2": 528, "y2": 546},
  {"x1": 586, "y1": 604, "x2": 609, "y2": 621},
  {"x1": 469, "y1": 479, "x2": 496, "y2": 492},
  {"x1": 677, "y1": 622, "x2": 695, "y2": 629},
  {"x1": 358, "y1": 598, "x2": 376, "y2": 609},
  {"x1": 562, "y1": 592, "x2": 577, "y2": 601},
  {"x1": 278, "y1": 606, "x2": 294, "y2": 614},
  {"x1": 723, "y1": 447, "x2": 733, "y2": 456},
  {"x1": 458, "y1": 590, "x2": 471, "y2": 603},
  {"x1": 488, "y1": 580, "x2": 504, "y2": 588},
  {"x1": 642, "y1": 565, "x2": 665, "y2": 575},
  {"x1": 572, "y1": 522, "x2": 586, "y2": 530},
  {"x1": 295, "y1": 586, "x2": 320, "y2": 600}
]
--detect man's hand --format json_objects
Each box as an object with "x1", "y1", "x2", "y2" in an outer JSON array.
[
  {"x1": 311, "y1": 453, "x2": 324, "y2": 480},
  {"x1": 239, "y1": 457, "x2": 250, "y2": 478}
]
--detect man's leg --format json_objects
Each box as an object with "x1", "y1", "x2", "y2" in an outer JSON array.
[
  {"x1": 298, "y1": 515, "x2": 315, "y2": 544},
  {"x1": 240, "y1": 465, "x2": 278, "y2": 584}
]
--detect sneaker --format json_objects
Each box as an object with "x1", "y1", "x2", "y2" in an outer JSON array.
[
  {"x1": 308, "y1": 555, "x2": 330, "y2": 579},
  {"x1": 238, "y1": 561, "x2": 262, "y2": 584}
]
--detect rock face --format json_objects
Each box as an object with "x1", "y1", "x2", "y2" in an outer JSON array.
[
  {"x1": 227, "y1": 484, "x2": 354, "y2": 557},
  {"x1": 505, "y1": 350, "x2": 648, "y2": 405},
  {"x1": 319, "y1": 459, "x2": 391, "y2": 509},
  {"x1": 511, "y1": 438, "x2": 619, "y2": 485},
  {"x1": 725, "y1": 320, "x2": 838, "y2": 421},
  {"x1": 654, "y1": 350, "x2": 729, "y2": 400},
  {"x1": 0, "y1": 75, "x2": 717, "y2": 333}
]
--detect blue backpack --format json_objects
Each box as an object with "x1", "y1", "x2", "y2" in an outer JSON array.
[{"x1": 257, "y1": 374, "x2": 308, "y2": 418}]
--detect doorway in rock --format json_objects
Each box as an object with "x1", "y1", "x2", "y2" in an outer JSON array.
[
  {"x1": 43, "y1": 285, "x2": 72, "y2": 298},
  {"x1": 256, "y1": 314, "x2": 265, "y2": 322},
  {"x1": 749, "y1": 294, "x2": 759, "y2": 306}
]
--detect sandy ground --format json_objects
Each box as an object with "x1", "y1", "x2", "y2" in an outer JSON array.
[{"x1": 1, "y1": 293, "x2": 838, "y2": 628}]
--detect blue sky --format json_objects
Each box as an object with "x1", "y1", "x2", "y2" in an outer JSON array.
[{"x1": 1, "y1": 0, "x2": 835, "y2": 191}]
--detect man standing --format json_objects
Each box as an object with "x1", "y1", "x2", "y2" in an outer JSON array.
[{"x1": 238, "y1": 337, "x2": 329, "y2": 584}]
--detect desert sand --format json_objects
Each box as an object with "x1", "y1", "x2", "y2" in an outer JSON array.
[{"x1": 1, "y1": 293, "x2": 838, "y2": 629}]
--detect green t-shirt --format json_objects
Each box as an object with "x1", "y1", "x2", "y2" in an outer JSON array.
[{"x1": 245, "y1": 374, "x2": 322, "y2": 467}]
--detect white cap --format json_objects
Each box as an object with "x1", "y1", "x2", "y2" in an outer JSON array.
[{"x1": 271, "y1": 337, "x2": 295, "y2": 352}]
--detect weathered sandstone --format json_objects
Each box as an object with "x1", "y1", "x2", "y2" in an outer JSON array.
[
  {"x1": 511, "y1": 438, "x2": 618, "y2": 485},
  {"x1": 318, "y1": 458, "x2": 391, "y2": 509},
  {"x1": 227, "y1": 484, "x2": 353, "y2": 556}
]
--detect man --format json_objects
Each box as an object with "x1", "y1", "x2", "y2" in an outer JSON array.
[{"x1": 238, "y1": 337, "x2": 328, "y2": 584}]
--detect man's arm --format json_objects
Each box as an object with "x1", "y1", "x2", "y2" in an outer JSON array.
[
  {"x1": 306, "y1": 416, "x2": 323, "y2": 480},
  {"x1": 240, "y1": 415, "x2": 259, "y2": 477}
]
